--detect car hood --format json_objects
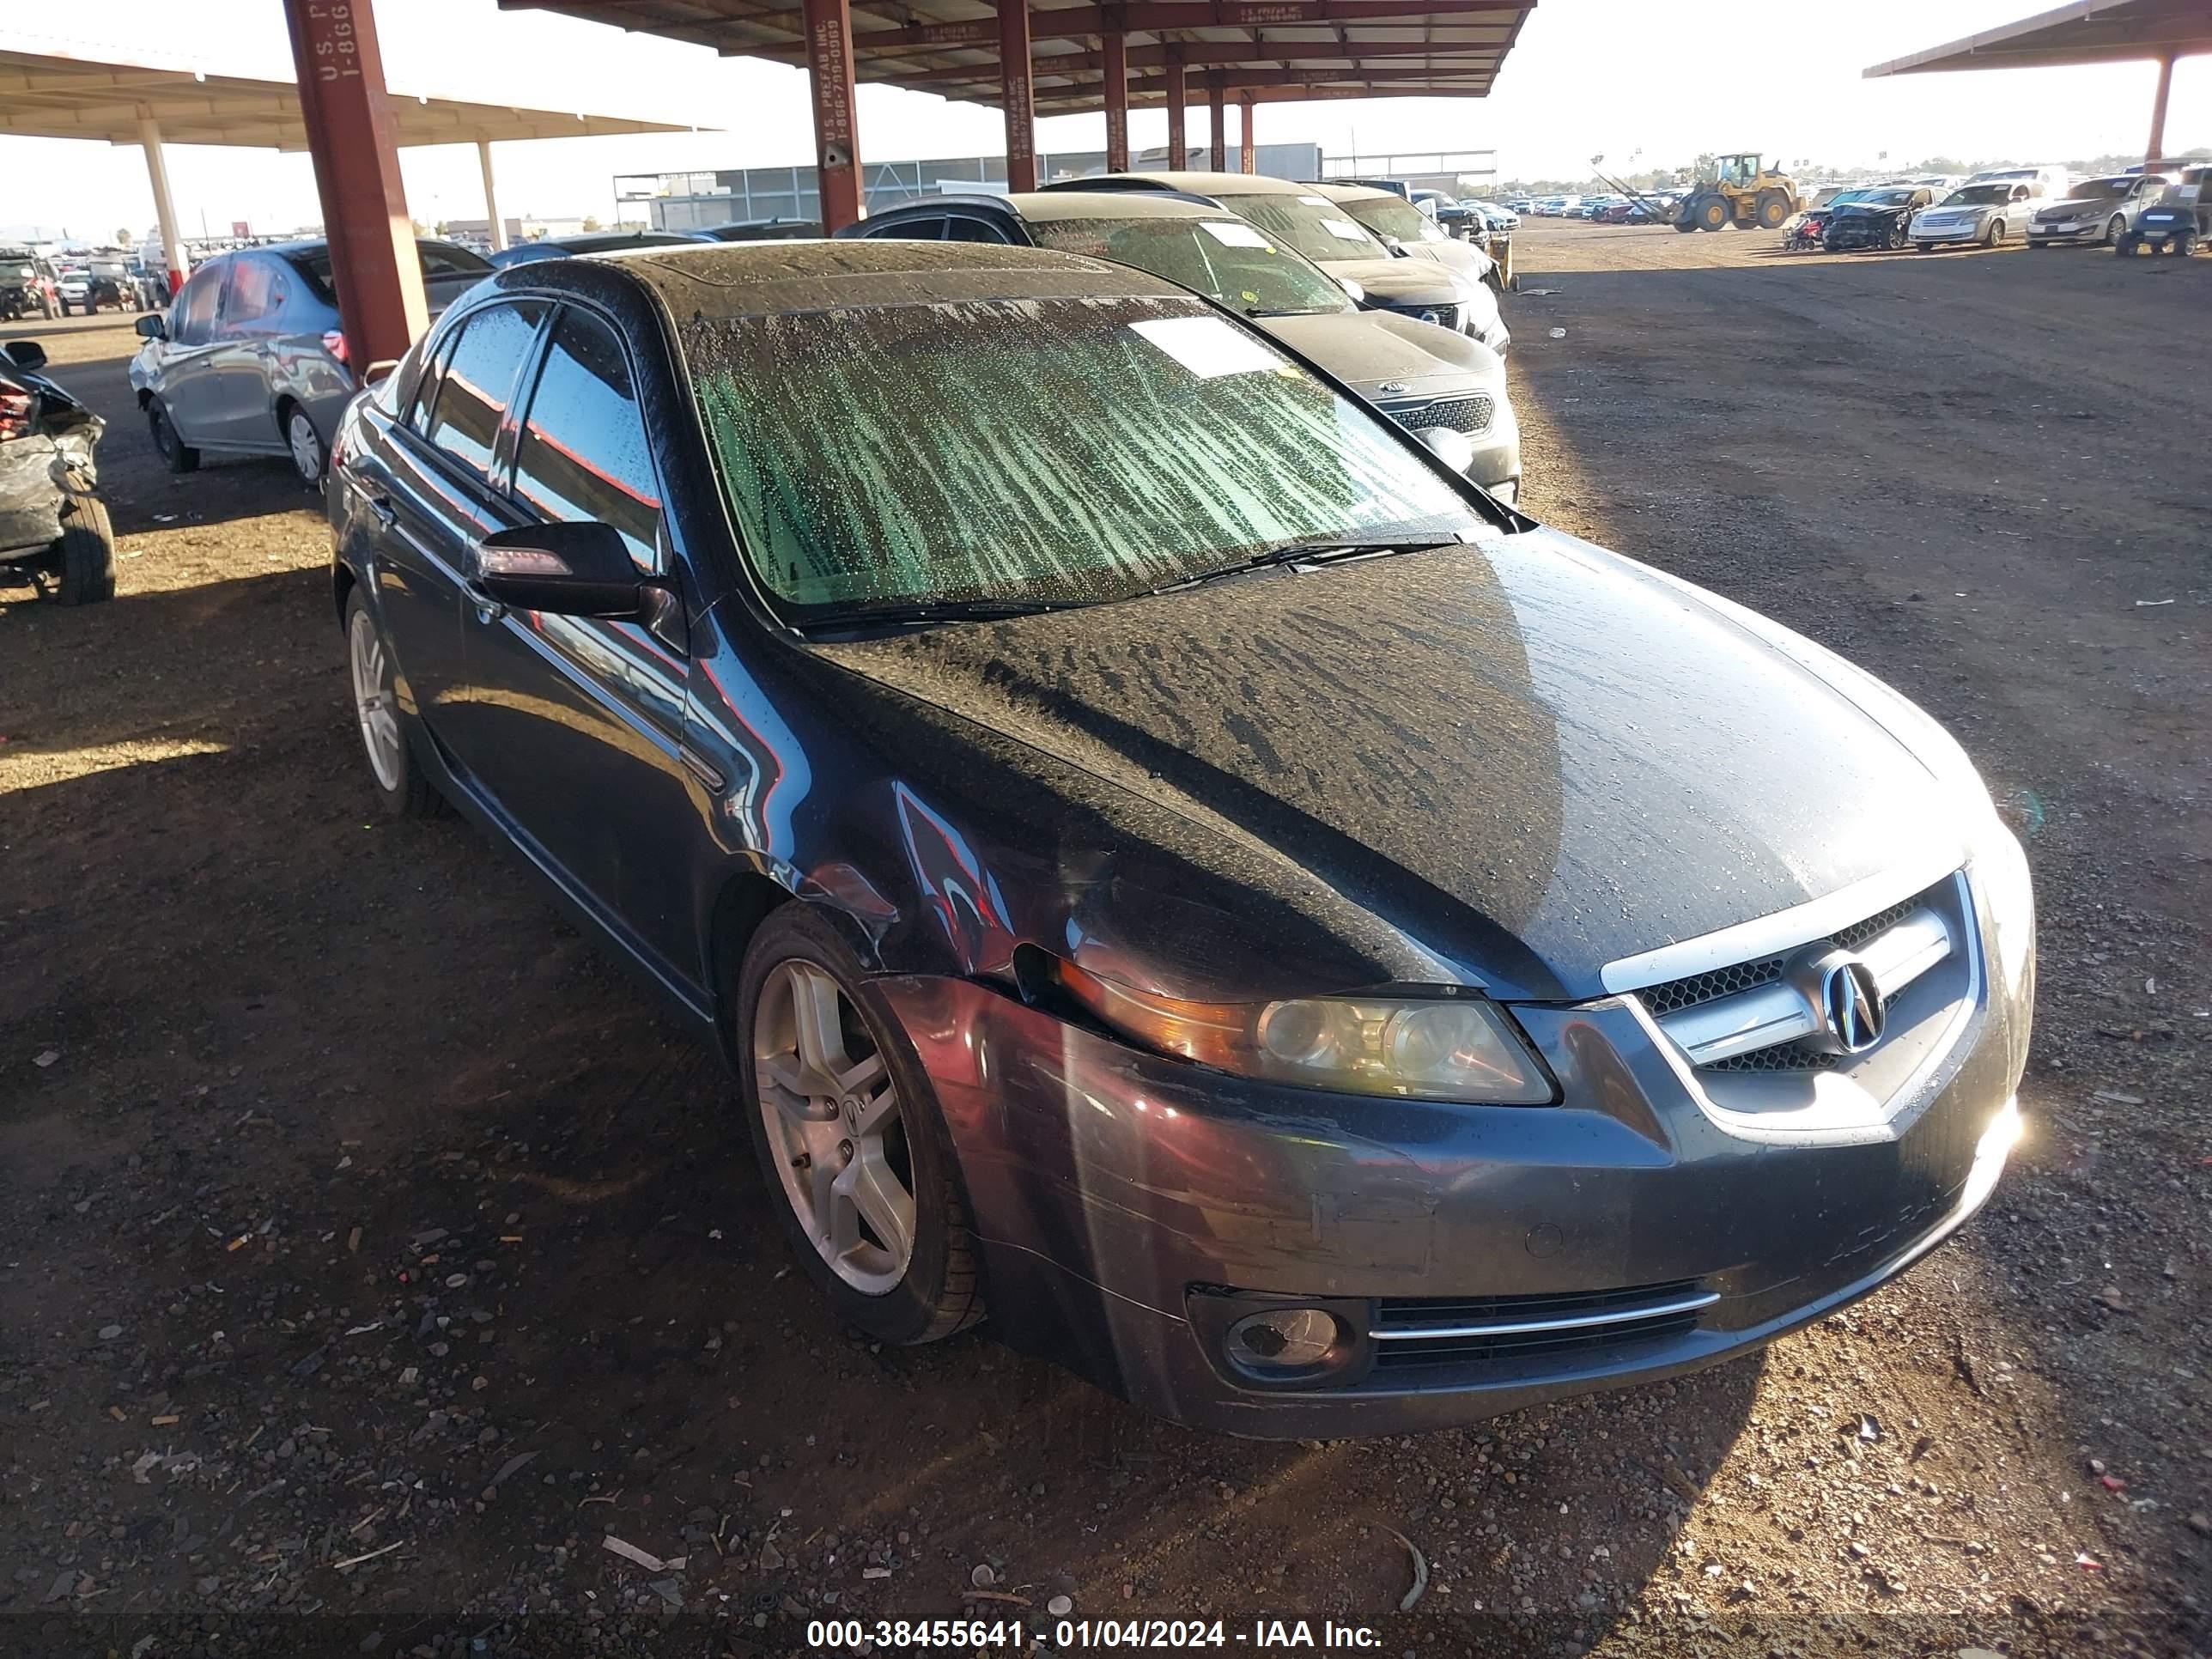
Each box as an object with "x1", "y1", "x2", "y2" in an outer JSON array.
[
  {"x1": 1252, "y1": 310, "x2": 1502, "y2": 398},
  {"x1": 1314, "y1": 257, "x2": 1466, "y2": 307},
  {"x1": 811, "y1": 527, "x2": 1958, "y2": 1001},
  {"x1": 1394, "y1": 238, "x2": 1496, "y2": 281},
  {"x1": 2042, "y1": 196, "x2": 2118, "y2": 214}
]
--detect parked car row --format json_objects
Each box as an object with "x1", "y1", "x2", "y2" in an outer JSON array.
[
  {"x1": 1780, "y1": 163, "x2": 2209, "y2": 257},
  {"x1": 313, "y1": 230, "x2": 2033, "y2": 1439}
]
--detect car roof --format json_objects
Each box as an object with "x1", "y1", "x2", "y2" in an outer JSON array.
[
  {"x1": 1302, "y1": 182, "x2": 1396, "y2": 206},
  {"x1": 510, "y1": 238, "x2": 1190, "y2": 319},
  {"x1": 905, "y1": 191, "x2": 1231, "y2": 224},
  {"x1": 1063, "y1": 170, "x2": 1316, "y2": 197}
]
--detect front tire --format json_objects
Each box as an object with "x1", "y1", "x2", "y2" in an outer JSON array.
[
  {"x1": 52, "y1": 496, "x2": 116, "y2": 605},
  {"x1": 1692, "y1": 194, "x2": 1730, "y2": 233},
  {"x1": 2103, "y1": 215, "x2": 2124, "y2": 246},
  {"x1": 148, "y1": 398, "x2": 199, "y2": 473},
  {"x1": 738, "y1": 904, "x2": 984, "y2": 1346},
  {"x1": 344, "y1": 590, "x2": 441, "y2": 818},
  {"x1": 1982, "y1": 219, "x2": 2002, "y2": 247},
  {"x1": 2174, "y1": 229, "x2": 2197, "y2": 257}
]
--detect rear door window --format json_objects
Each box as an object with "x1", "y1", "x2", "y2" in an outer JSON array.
[
  {"x1": 419, "y1": 301, "x2": 546, "y2": 486},
  {"x1": 866, "y1": 214, "x2": 945, "y2": 240},
  {"x1": 509, "y1": 307, "x2": 661, "y2": 571},
  {"x1": 945, "y1": 216, "x2": 1010, "y2": 243},
  {"x1": 173, "y1": 261, "x2": 224, "y2": 345}
]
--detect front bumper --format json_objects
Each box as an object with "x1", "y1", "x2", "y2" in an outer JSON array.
[
  {"x1": 2031, "y1": 221, "x2": 2103, "y2": 240},
  {"x1": 1912, "y1": 222, "x2": 1985, "y2": 244},
  {"x1": 878, "y1": 885, "x2": 2027, "y2": 1437}
]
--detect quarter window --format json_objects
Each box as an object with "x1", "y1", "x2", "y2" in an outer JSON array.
[
  {"x1": 510, "y1": 309, "x2": 661, "y2": 571},
  {"x1": 945, "y1": 216, "x2": 1008, "y2": 244},
  {"x1": 421, "y1": 301, "x2": 545, "y2": 484}
]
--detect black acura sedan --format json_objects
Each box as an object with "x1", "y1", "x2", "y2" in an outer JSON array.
[
  {"x1": 1823, "y1": 186, "x2": 1936, "y2": 252},
  {"x1": 326, "y1": 241, "x2": 2033, "y2": 1437}
]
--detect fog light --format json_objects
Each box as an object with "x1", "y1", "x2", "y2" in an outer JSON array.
[{"x1": 1225, "y1": 1307, "x2": 1342, "y2": 1373}]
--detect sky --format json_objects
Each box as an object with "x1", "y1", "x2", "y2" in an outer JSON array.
[{"x1": 3, "y1": 0, "x2": 2207, "y2": 242}]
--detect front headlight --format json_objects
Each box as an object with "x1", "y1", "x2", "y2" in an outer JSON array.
[{"x1": 1055, "y1": 960, "x2": 1554, "y2": 1103}]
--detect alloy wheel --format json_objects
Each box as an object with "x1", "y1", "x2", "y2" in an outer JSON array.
[
  {"x1": 348, "y1": 607, "x2": 404, "y2": 793},
  {"x1": 753, "y1": 959, "x2": 915, "y2": 1295}
]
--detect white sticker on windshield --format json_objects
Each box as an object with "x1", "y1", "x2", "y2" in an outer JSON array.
[
  {"x1": 1322, "y1": 217, "x2": 1370, "y2": 241},
  {"x1": 1129, "y1": 315, "x2": 1285, "y2": 380},
  {"x1": 1297, "y1": 195, "x2": 1332, "y2": 205},
  {"x1": 1200, "y1": 220, "x2": 1271, "y2": 248}
]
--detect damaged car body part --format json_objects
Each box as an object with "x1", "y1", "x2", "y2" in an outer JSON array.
[
  {"x1": 0, "y1": 340, "x2": 115, "y2": 605},
  {"x1": 324, "y1": 241, "x2": 2034, "y2": 1437}
]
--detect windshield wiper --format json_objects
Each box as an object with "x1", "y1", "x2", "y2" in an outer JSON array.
[
  {"x1": 797, "y1": 598, "x2": 1080, "y2": 634},
  {"x1": 1146, "y1": 532, "x2": 1468, "y2": 596}
]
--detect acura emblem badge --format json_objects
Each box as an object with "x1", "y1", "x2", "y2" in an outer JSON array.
[{"x1": 1820, "y1": 957, "x2": 1887, "y2": 1054}]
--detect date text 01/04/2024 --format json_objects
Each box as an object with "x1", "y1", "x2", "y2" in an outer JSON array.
[{"x1": 804, "y1": 1620, "x2": 1385, "y2": 1649}]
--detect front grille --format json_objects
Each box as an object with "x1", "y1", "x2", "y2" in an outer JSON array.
[
  {"x1": 1373, "y1": 1279, "x2": 1711, "y2": 1370},
  {"x1": 1379, "y1": 301, "x2": 1459, "y2": 332},
  {"x1": 1639, "y1": 895, "x2": 1918, "y2": 1019},
  {"x1": 1383, "y1": 392, "x2": 1495, "y2": 436}
]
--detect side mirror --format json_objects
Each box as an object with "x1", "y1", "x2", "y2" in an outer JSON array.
[
  {"x1": 3, "y1": 340, "x2": 47, "y2": 372},
  {"x1": 135, "y1": 313, "x2": 167, "y2": 340},
  {"x1": 1418, "y1": 426, "x2": 1474, "y2": 476},
  {"x1": 474, "y1": 520, "x2": 649, "y2": 618}
]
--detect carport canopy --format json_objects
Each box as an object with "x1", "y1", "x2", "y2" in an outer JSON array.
[
  {"x1": 0, "y1": 38, "x2": 696, "y2": 276},
  {"x1": 503, "y1": 0, "x2": 1535, "y2": 227},
  {"x1": 1864, "y1": 0, "x2": 2211, "y2": 163}
]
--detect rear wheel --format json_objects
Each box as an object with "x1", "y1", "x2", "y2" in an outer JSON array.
[
  {"x1": 1753, "y1": 190, "x2": 1790, "y2": 230},
  {"x1": 738, "y1": 905, "x2": 984, "y2": 1346},
  {"x1": 147, "y1": 398, "x2": 198, "y2": 473},
  {"x1": 344, "y1": 590, "x2": 441, "y2": 818},
  {"x1": 283, "y1": 403, "x2": 325, "y2": 486},
  {"x1": 52, "y1": 496, "x2": 115, "y2": 605}
]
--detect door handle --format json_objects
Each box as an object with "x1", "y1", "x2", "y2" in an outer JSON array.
[{"x1": 367, "y1": 495, "x2": 397, "y2": 529}]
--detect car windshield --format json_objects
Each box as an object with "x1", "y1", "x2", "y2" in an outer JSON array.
[
  {"x1": 1944, "y1": 185, "x2": 2009, "y2": 207},
  {"x1": 1339, "y1": 195, "x2": 1450, "y2": 245},
  {"x1": 1, "y1": 259, "x2": 33, "y2": 283},
  {"x1": 1023, "y1": 216, "x2": 1347, "y2": 316},
  {"x1": 2071, "y1": 178, "x2": 2131, "y2": 200},
  {"x1": 684, "y1": 294, "x2": 1478, "y2": 620},
  {"x1": 1213, "y1": 191, "x2": 1388, "y2": 263},
  {"x1": 1861, "y1": 191, "x2": 1917, "y2": 206}
]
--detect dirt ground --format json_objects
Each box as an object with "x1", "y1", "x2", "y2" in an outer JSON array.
[{"x1": 2, "y1": 223, "x2": 2206, "y2": 1659}]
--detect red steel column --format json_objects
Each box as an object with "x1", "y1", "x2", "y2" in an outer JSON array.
[
  {"x1": 1207, "y1": 74, "x2": 1226, "y2": 171},
  {"x1": 1000, "y1": 1, "x2": 1037, "y2": 192},
  {"x1": 1237, "y1": 93, "x2": 1255, "y2": 173},
  {"x1": 801, "y1": 0, "x2": 865, "y2": 230},
  {"x1": 1163, "y1": 44, "x2": 1187, "y2": 168},
  {"x1": 1102, "y1": 30, "x2": 1130, "y2": 173},
  {"x1": 280, "y1": 0, "x2": 425, "y2": 373},
  {"x1": 2146, "y1": 51, "x2": 2175, "y2": 166}
]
